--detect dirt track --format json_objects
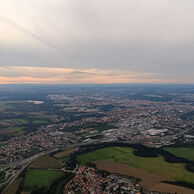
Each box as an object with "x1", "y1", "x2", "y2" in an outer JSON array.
[{"x1": 95, "y1": 161, "x2": 194, "y2": 194}]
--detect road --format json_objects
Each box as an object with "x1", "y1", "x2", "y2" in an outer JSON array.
[
  {"x1": 1, "y1": 148, "x2": 59, "y2": 193},
  {"x1": 0, "y1": 140, "x2": 111, "y2": 193}
]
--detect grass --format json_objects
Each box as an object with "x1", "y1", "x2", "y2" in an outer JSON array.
[
  {"x1": 164, "y1": 147, "x2": 194, "y2": 161},
  {"x1": 77, "y1": 146, "x2": 194, "y2": 184},
  {"x1": 12, "y1": 119, "x2": 28, "y2": 124},
  {"x1": 59, "y1": 156, "x2": 70, "y2": 162},
  {"x1": 32, "y1": 120, "x2": 49, "y2": 124},
  {"x1": 24, "y1": 170, "x2": 63, "y2": 190},
  {"x1": 28, "y1": 155, "x2": 62, "y2": 169},
  {"x1": 10, "y1": 127, "x2": 24, "y2": 135},
  {"x1": 110, "y1": 122, "x2": 118, "y2": 126}
]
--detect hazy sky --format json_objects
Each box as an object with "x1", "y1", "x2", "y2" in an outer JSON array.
[{"x1": 0, "y1": 0, "x2": 194, "y2": 84}]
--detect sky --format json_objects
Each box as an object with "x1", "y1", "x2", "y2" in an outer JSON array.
[{"x1": 0, "y1": 0, "x2": 194, "y2": 84}]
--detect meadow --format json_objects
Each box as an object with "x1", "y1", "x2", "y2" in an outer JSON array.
[
  {"x1": 77, "y1": 146, "x2": 194, "y2": 184},
  {"x1": 24, "y1": 170, "x2": 63, "y2": 189},
  {"x1": 10, "y1": 127, "x2": 25, "y2": 135},
  {"x1": 12, "y1": 119, "x2": 28, "y2": 124},
  {"x1": 32, "y1": 120, "x2": 49, "y2": 124},
  {"x1": 164, "y1": 147, "x2": 194, "y2": 161}
]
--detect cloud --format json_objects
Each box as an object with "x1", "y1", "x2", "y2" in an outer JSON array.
[
  {"x1": 0, "y1": 15, "x2": 58, "y2": 50},
  {"x1": 0, "y1": 0, "x2": 194, "y2": 83},
  {"x1": 0, "y1": 66, "x2": 193, "y2": 84}
]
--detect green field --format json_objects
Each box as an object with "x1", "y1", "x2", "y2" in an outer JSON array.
[
  {"x1": 164, "y1": 147, "x2": 194, "y2": 161},
  {"x1": 24, "y1": 170, "x2": 63, "y2": 190},
  {"x1": 10, "y1": 127, "x2": 24, "y2": 135},
  {"x1": 32, "y1": 120, "x2": 49, "y2": 124},
  {"x1": 77, "y1": 146, "x2": 194, "y2": 184},
  {"x1": 12, "y1": 119, "x2": 28, "y2": 124}
]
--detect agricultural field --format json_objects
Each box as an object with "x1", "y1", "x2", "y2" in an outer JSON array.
[
  {"x1": 3, "y1": 178, "x2": 22, "y2": 194},
  {"x1": 32, "y1": 120, "x2": 49, "y2": 124},
  {"x1": 77, "y1": 146, "x2": 194, "y2": 184},
  {"x1": 58, "y1": 156, "x2": 70, "y2": 162},
  {"x1": 23, "y1": 170, "x2": 63, "y2": 190},
  {"x1": 0, "y1": 98, "x2": 62, "y2": 141},
  {"x1": 0, "y1": 102, "x2": 13, "y2": 112},
  {"x1": 28, "y1": 155, "x2": 62, "y2": 169},
  {"x1": 95, "y1": 161, "x2": 194, "y2": 194},
  {"x1": 164, "y1": 147, "x2": 194, "y2": 161},
  {"x1": 12, "y1": 119, "x2": 28, "y2": 124},
  {"x1": 53, "y1": 148, "x2": 75, "y2": 159},
  {"x1": 29, "y1": 112, "x2": 59, "y2": 123},
  {"x1": 53, "y1": 149, "x2": 75, "y2": 163},
  {"x1": 10, "y1": 127, "x2": 25, "y2": 135}
]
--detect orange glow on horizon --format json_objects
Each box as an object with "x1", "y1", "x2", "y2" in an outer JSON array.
[{"x1": 0, "y1": 66, "x2": 193, "y2": 84}]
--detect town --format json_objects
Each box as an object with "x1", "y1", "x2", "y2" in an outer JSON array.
[
  {"x1": 0, "y1": 85, "x2": 194, "y2": 193},
  {"x1": 0, "y1": 92, "x2": 193, "y2": 165}
]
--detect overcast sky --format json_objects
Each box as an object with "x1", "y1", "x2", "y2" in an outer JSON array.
[{"x1": 0, "y1": 0, "x2": 194, "y2": 84}]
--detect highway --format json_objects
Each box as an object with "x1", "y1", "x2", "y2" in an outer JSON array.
[
  {"x1": 0, "y1": 140, "x2": 112, "y2": 193},
  {"x1": 1, "y1": 148, "x2": 59, "y2": 193}
]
